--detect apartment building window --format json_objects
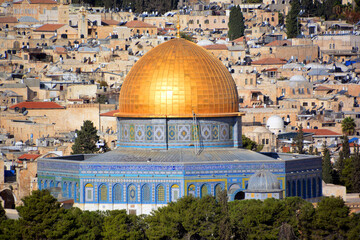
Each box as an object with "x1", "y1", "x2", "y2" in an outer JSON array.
[
  {"x1": 197, "y1": 20, "x2": 199, "y2": 24},
  {"x1": 245, "y1": 79, "x2": 248, "y2": 85},
  {"x1": 214, "y1": 19, "x2": 217, "y2": 23},
  {"x1": 250, "y1": 78, "x2": 253, "y2": 85},
  {"x1": 312, "y1": 102, "x2": 315, "y2": 106},
  {"x1": 266, "y1": 139, "x2": 269, "y2": 144},
  {"x1": 41, "y1": 34, "x2": 45, "y2": 39},
  {"x1": 303, "y1": 102, "x2": 308, "y2": 106},
  {"x1": 222, "y1": 19, "x2": 225, "y2": 23},
  {"x1": 205, "y1": 19, "x2": 209, "y2": 24}
]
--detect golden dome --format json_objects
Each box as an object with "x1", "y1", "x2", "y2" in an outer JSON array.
[{"x1": 116, "y1": 38, "x2": 239, "y2": 118}]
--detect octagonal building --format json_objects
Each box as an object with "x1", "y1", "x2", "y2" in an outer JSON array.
[{"x1": 38, "y1": 38, "x2": 322, "y2": 214}]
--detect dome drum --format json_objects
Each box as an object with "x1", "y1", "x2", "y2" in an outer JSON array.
[{"x1": 117, "y1": 117, "x2": 243, "y2": 149}]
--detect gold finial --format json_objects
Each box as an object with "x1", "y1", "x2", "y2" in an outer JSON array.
[{"x1": 176, "y1": 11, "x2": 180, "y2": 38}]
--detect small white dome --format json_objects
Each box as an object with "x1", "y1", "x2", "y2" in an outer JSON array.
[
  {"x1": 305, "y1": 62, "x2": 327, "y2": 69},
  {"x1": 197, "y1": 39, "x2": 214, "y2": 46},
  {"x1": 289, "y1": 75, "x2": 306, "y2": 82},
  {"x1": 215, "y1": 39, "x2": 227, "y2": 44},
  {"x1": 266, "y1": 115, "x2": 284, "y2": 132},
  {"x1": 247, "y1": 169, "x2": 280, "y2": 191}
]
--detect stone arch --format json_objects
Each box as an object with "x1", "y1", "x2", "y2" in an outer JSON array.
[
  {"x1": 228, "y1": 183, "x2": 243, "y2": 200},
  {"x1": 0, "y1": 189, "x2": 15, "y2": 209},
  {"x1": 234, "y1": 191, "x2": 245, "y2": 200},
  {"x1": 214, "y1": 183, "x2": 223, "y2": 199}
]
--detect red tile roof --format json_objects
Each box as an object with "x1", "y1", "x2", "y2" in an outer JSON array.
[
  {"x1": 265, "y1": 40, "x2": 292, "y2": 47},
  {"x1": 100, "y1": 110, "x2": 119, "y2": 117},
  {"x1": 34, "y1": 24, "x2": 64, "y2": 32},
  {"x1": 101, "y1": 19, "x2": 120, "y2": 26},
  {"x1": 55, "y1": 47, "x2": 66, "y2": 54},
  {"x1": 125, "y1": 20, "x2": 157, "y2": 28},
  {"x1": 232, "y1": 36, "x2": 249, "y2": 43},
  {"x1": 0, "y1": 17, "x2": 18, "y2": 23},
  {"x1": 203, "y1": 44, "x2": 228, "y2": 50},
  {"x1": 10, "y1": 102, "x2": 64, "y2": 109},
  {"x1": 251, "y1": 57, "x2": 287, "y2": 65},
  {"x1": 18, "y1": 154, "x2": 41, "y2": 160},
  {"x1": 14, "y1": 0, "x2": 57, "y2": 4},
  {"x1": 303, "y1": 129, "x2": 341, "y2": 136}
]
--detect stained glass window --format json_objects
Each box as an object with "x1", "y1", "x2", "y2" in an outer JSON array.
[
  {"x1": 201, "y1": 184, "x2": 209, "y2": 198},
  {"x1": 63, "y1": 182, "x2": 67, "y2": 197},
  {"x1": 157, "y1": 185, "x2": 165, "y2": 202},
  {"x1": 128, "y1": 185, "x2": 136, "y2": 202},
  {"x1": 142, "y1": 184, "x2": 150, "y2": 202},
  {"x1": 68, "y1": 182, "x2": 72, "y2": 198},
  {"x1": 100, "y1": 185, "x2": 107, "y2": 202},
  {"x1": 114, "y1": 184, "x2": 122, "y2": 202}
]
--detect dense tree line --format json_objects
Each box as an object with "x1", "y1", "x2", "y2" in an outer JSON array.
[{"x1": 0, "y1": 190, "x2": 359, "y2": 239}]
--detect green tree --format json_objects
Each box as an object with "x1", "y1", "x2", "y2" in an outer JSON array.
[
  {"x1": 102, "y1": 210, "x2": 146, "y2": 240},
  {"x1": 309, "y1": 145, "x2": 314, "y2": 155},
  {"x1": 242, "y1": 135, "x2": 263, "y2": 152},
  {"x1": 286, "y1": 0, "x2": 300, "y2": 38},
  {"x1": 311, "y1": 197, "x2": 350, "y2": 239},
  {"x1": 294, "y1": 124, "x2": 304, "y2": 154},
  {"x1": 351, "y1": 146, "x2": 360, "y2": 192},
  {"x1": 341, "y1": 117, "x2": 356, "y2": 136},
  {"x1": 228, "y1": 6, "x2": 245, "y2": 41},
  {"x1": 72, "y1": 120, "x2": 100, "y2": 154},
  {"x1": 16, "y1": 190, "x2": 65, "y2": 240},
  {"x1": 322, "y1": 144, "x2": 333, "y2": 183},
  {"x1": 146, "y1": 195, "x2": 221, "y2": 239},
  {"x1": 180, "y1": 32, "x2": 193, "y2": 42}
]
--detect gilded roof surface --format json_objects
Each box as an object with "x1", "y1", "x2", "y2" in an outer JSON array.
[{"x1": 116, "y1": 38, "x2": 239, "y2": 118}]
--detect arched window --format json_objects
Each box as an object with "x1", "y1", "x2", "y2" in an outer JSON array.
[
  {"x1": 44, "y1": 180, "x2": 48, "y2": 189},
  {"x1": 317, "y1": 177, "x2": 322, "y2": 197},
  {"x1": 128, "y1": 184, "x2": 137, "y2": 202},
  {"x1": 307, "y1": 179, "x2": 311, "y2": 198},
  {"x1": 312, "y1": 178, "x2": 317, "y2": 198},
  {"x1": 142, "y1": 184, "x2": 151, "y2": 202},
  {"x1": 99, "y1": 184, "x2": 108, "y2": 202},
  {"x1": 188, "y1": 184, "x2": 196, "y2": 196},
  {"x1": 63, "y1": 182, "x2": 67, "y2": 197},
  {"x1": 74, "y1": 183, "x2": 79, "y2": 202},
  {"x1": 291, "y1": 181, "x2": 296, "y2": 196},
  {"x1": 297, "y1": 180, "x2": 301, "y2": 196},
  {"x1": 171, "y1": 184, "x2": 180, "y2": 202},
  {"x1": 113, "y1": 184, "x2": 122, "y2": 202},
  {"x1": 68, "y1": 182, "x2": 72, "y2": 198},
  {"x1": 286, "y1": 181, "x2": 291, "y2": 197},
  {"x1": 157, "y1": 185, "x2": 165, "y2": 203},
  {"x1": 201, "y1": 184, "x2": 209, "y2": 198},
  {"x1": 85, "y1": 183, "x2": 94, "y2": 202},
  {"x1": 215, "y1": 184, "x2": 223, "y2": 200},
  {"x1": 302, "y1": 179, "x2": 306, "y2": 199},
  {"x1": 50, "y1": 181, "x2": 54, "y2": 188}
]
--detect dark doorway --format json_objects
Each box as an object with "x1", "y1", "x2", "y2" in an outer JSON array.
[
  {"x1": 234, "y1": 191, "x2": 245, "y2": 200},
  {"x1": 0, "y1": 189, "x2": 15, "y2": 209}
]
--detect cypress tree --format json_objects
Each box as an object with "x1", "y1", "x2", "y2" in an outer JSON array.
[
  {"x1": 322, "y1": 144, "x2": 333, "y2": 183},
  {"x1": 294, "y1": 124, "x2": 304, "y2": 154},
  {"x1": 228, "y1": 6, "x2": 245, "y2": 41},
  {"x1": 72, "y1": 120, "x2": 100, "y2": 154},
  {"x1": 342, "y1": 135, "x2": 350, "y2": 159},
  {"x1": 286, "y1": 0, "x2": 300, "y2": 38},
  {"x1": 352, "y1": 146, "x2": 360, "y2": 192}
]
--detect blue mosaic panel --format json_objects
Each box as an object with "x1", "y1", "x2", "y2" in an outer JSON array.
[
  {"x1": 128, "y1": 185, "x2": 136, "y2": 202},
  {"x1": 129, "y1": 125, "x2": 135, "y2": 141},
  {"x1": 142, "y1": 184, "x2": 151, "y2": 202},
  {"x1": 168, "y1": 125, "x2": 176, "y2": 141},
  {"x1": 123, "y1": 125, "x2": 129, "y2": 141},
  {"x1": 201, "y1": 124, "x2": 211, "y2": 141},
  {"x1": 154, "y1": 125, "x2": 165, "y2": 141},
  {"x1": 212, "y1": 125, "x2": 219, "y2": 140},
  {"x1": 220, "y1": 124, "x2": 229, "y2": 140},
  {"x1": 191, "y1": 125, "x2": 199, "y2": 141},
  {"x1": 113, "y1": 184, "x2": 122, "y2": 202},
  {"x1": 178, "y1": 125, "x2": 191, "y2": 141},
  {"x1": 146, "y1": 125, "x2": 153, "y2": 141},
  {"x1": 135, "y1": 125, "x2": 145, "y2": 141}
]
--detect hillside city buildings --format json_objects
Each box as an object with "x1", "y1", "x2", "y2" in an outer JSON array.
[{"x1": 0, "y1": 0, "x2": 360, "y2": 213}]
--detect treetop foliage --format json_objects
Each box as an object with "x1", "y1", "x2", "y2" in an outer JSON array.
[
  {"x1": 1, "y1": 190, "x2": 359, "y2": 240},
  {"x1": 228, "y1": 6, "x2": 245, "y2": 41}
]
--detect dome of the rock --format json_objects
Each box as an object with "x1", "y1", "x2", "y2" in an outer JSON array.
[{"x1": 116, "y1": 38, "x2": 239, "y2": 118}]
